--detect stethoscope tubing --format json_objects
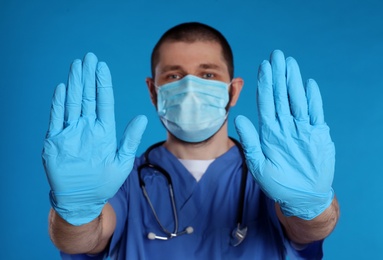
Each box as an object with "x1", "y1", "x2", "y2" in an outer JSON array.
[{"x1": 138, "y1": 137, "x2": 248, "y2": 244}]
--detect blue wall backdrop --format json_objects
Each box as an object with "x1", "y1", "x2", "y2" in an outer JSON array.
[{"x1": 1, "y1": 0, "x2": 382, "y2": 259}]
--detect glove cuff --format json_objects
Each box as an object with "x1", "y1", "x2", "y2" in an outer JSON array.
[
  {"x1": 49, "y1": 191, "x2": 105, "y2": 226},
  {"x1": 279, "y1": 188, "x2": 335, "y2": 220}
]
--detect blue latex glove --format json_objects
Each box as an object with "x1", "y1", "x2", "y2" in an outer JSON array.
[
  {"x1": 235, "y1": 50, "x2": 335, "y2": 220},
  {"x1": 42, "y1": 53, "x2": 147, "y2": 226}
]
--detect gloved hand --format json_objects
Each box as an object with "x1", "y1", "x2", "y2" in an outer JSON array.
[
  {"x1": 235, "y1": 50, "x2": 335, "y2": 220},
  {"x1": 42, "y1": 53, "x2": 147, "y2": 226}
]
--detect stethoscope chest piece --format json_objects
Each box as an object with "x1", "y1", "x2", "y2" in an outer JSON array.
[{"x1": 230, "y1": 224, "x2": 248, "y2": 247}]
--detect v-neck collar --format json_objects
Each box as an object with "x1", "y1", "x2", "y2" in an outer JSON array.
[{"x1": 147, "y1": 145, "x2": 242, "y2": 224}]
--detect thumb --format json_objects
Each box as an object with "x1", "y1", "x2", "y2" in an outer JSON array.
[
  {"x1": 117, "y1": 115, "x2": 148, "y2": 160},
  {"x1": 234, "y1": 115, "x2": 265, "y2": 172}
]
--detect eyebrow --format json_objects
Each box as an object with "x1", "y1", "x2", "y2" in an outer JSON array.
[
  {"x1": 159, "y1": 63, "x2": 224, "y2": 74},
  {"x1": 159, "y1": 65, "x2": 183, "y2": 74},
  {"x1": 198, "y1": 63, "x2": 224, "y2": 71}
]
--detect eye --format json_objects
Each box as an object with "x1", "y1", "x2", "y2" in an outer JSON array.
[
  {"x1": 166, "y1": 74, "x2": 182, "y2": 81},
  {"x1": 202, "y1": 73, "x2": 215, "y2": 79}
]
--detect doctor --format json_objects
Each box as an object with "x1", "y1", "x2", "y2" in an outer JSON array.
[{"x1": 43, "y1": 22, "x2": 339, "y2": 259}]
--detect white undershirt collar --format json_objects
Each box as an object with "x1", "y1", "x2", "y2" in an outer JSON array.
[{"x1": 178, "y1": 158, "x2": 215, "y2": 182}]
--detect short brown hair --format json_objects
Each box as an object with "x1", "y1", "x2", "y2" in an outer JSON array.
[{"x1": 151, "y1": 22, "x2": 234, "y2": 79}]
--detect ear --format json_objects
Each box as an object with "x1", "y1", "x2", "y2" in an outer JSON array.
[
  {"x1": 229, "y1": 77, "x2": 244, "y2": 107},
  {"x1": 145, "y1": 77, "x2": 157, "y2": 106}
]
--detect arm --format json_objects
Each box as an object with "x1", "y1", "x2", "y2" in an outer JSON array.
[
  {"x1": 276, "y1": 197, "x2": 340, "y2": 244},
  {"x1": 49, "y1": 203, "x2": 116, "y2": 255}
]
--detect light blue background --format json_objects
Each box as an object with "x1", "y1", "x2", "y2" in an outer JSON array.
[{"x1": 1, "y1": 0, "x2": 382, "y2": 259}]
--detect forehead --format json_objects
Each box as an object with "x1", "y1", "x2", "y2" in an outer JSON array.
[{"x1": 156, "y1": 40, "x2": 227, "y2": 70}]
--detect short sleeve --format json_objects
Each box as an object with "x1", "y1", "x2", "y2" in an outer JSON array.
[{"x1": 107, "y1": 180, "x2": 129, "y2": 254}]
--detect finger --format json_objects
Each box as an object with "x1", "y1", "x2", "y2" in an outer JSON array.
[
  {"x1": 271, "y1": 50, "x2": 290, "y2": 118},
  {"x1": 96, "y1": 61, "x2": 114, "y2": 127},
  {"x1": 47, "y1": 83, "x2": 66, "y2": 138},
  {"x1": 82, "y1": 53, "x2": 98, "y2": 118},
  {"x1": 65, "y1": 59, "x2": 83, "y2": 124},
  {"x1": 306, "y1": 79, "x2": 325, "y2": 125},
  {"x1": 257, "y1": 60, "x2": 275, "y2": 125},
  {"x1": 234, "y1": 115, "x2": 265, "y2": 172},
  {"x1": 117, "y1": 115, "x2": 148, "y2": 160},
  {"x1": 286, "y1": 57, "x2": 309, "y2": 121}
]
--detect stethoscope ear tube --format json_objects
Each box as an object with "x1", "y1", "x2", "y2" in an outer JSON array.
[{"x1": 147, "y1": 226, "x2": 194, "y2": 240}]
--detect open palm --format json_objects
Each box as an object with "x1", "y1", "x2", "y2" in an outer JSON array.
[
  {"x1": 235, "y1": 50, "x2": 335, "y2": 220},
  {"x1": 42, "y1": 53, "x2": 147, "y2": 225}
]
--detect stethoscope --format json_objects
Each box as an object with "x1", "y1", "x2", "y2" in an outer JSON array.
[{"x1": 138, "y1": 137, "x2": 248, "y2": 247}]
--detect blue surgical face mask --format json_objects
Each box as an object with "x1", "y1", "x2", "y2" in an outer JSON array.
[{"x1": 156, "y1": 75, "x2": 230, "y2": 143}]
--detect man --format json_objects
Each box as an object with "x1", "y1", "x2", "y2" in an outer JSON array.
[{"x1": 43, "y1": 22, "x2": 339, "y2": 259}]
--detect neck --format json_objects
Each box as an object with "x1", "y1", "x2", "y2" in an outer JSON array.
[{"x1": 164, "y1": 123, "x2": 234, "y2": 160}]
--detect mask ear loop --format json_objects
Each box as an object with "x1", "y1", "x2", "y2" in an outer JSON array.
[
  {"x1": 225, "y1": 81, "x2": 234, "y2": 112},
  {"x1": 147, "y1": 78, "x2": 159, "y2": 109}
]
